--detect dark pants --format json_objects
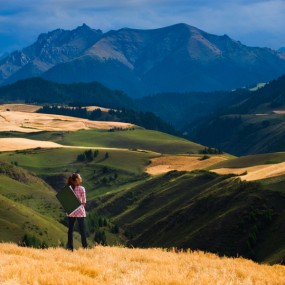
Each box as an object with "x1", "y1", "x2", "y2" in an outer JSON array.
[{"x1": 67, "y1": 217, "x2": 88, "y2": 250}]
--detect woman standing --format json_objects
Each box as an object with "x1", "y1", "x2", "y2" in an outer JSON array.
[{"x1": 66, "y1": 173, "x2": 88, "y2": 250}]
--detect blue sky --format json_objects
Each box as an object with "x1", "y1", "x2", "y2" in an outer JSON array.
[{"x1": 0, "y1": 0, "x2": 284, "y2": 55}]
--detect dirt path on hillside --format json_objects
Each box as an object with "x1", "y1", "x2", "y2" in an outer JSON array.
[
  {"x1": 211, "y1": 162, "x2": 285, "y2": 181},
  {"x1": 146, "y1": 155, "x2": 228, "y2": 175},
  {"x1": 0, "y1": 110, "x2": 133, "y2": 132}
]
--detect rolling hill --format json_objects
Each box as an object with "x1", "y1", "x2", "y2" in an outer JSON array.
[
  {"x1": 0, "y1": 80, "x2": 180, "y2": 136},
  {"x1": 0, "y1": 161, "x2": 70, "y2": 246},
  {"x1": 1, "y1": 106, "x2": 285, "y2": 266},
  {"x1": 0, "y1": 108, "x2": 206, "y2": 247}
]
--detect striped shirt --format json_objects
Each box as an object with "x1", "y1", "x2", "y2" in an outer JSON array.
[{"x1": 67, "y1": 185, "x2": 86, "y2": 218}]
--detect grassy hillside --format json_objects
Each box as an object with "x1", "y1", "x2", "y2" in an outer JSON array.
[
  {"x1": 0, "y1": 161, "x2": 71, "y2": 246},
  {"x1": 189, "y1": 74, "x2": 285, "y2": 155},
  {"x1": 94, "y1": 170, "x2": 285, "y2": 264},
  {"x1": 1, "y1": 107, "x2": 285, "y2": 264},
  {"x1": 208, "y1": 152, "x2": 285, "y2": 169},
  {"x1": 0, "y1": 147, "x2": 155, "y2": 197},
  {"x1": 1, "y1": 126, "x2": 285, "y2": 259},
  {"x1": 0, "y1": 129, "x2": 204, "y2": 154},
  {"x1": 0, "y1": 120, "x2": 205, "y2": 247},
  {"x1": 1, "y1": 243, "x2": 284, "y2": 285},
  {"x1": 192, "y1": 114, "x2": 285, "y2": 155}
]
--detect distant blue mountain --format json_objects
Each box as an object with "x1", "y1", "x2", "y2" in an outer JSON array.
[{"x1": 1, "y1": 23, "x2": 285, "y2": 97}]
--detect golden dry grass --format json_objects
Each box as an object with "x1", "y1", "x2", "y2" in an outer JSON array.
[
  {"x1": 0, "y1": 243, "x2": 284, "y2": 285},
  {"x1": 0, "y1": 138, "x2": 63, "y2": 151},
  {"x1": 0, "y1": 110, "x2": 133, "y2": 132},
  {"x1": 0, "y1": 104, "x2": 111, "y2": 113},
  {"x1": 85, "y1": 106, "x2": 111, "y2": 112},
  {"x1": 211, "y1": 161, "x2": 285, "y2": 181},
  {"x1": 0, "y1": 138, "x2": 130, "y2": 152},
  {"x1": 0, "y1": 104, "x2": 42, "y2": 113},
  {"x1": 146, "y1": 155, "x2": 227, "y2": 175},
  {"x1": 273, "y1": 110, "x2": 285, "y2": 114}
]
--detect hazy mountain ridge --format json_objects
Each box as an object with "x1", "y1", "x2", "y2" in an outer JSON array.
[
  {"x1": 187, "y1": 73, "x2": 285, "y2": 155},
  {"x1": 1, "y1": 23, "x2": 285, "y2": 97},
  {"x1": 0, "y1": 24, "x2": 102, "y2": 84}
]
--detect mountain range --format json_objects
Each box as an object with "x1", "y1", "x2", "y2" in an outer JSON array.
[{"x1": 1, "y1": 23, "x2": 285, "y2": 97}]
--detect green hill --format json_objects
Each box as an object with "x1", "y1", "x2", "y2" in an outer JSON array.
[
  {"x1": 191, "y1": 114, "x2": 285, "y2": 155},
  {"x1": 0, "y1": 147, "x2": 155, "y2": 196},
  {"x1": 208, "y1": 152, "x2": 285, "y2": 169},
  {"x1": 94, "y1": 170, "x2": 285, "y2": 264},
  {"x1": 0, "y1": 129, "x2": 203, "y2": 154},
  {"x1": 1, "y1": 128, "x2": 285, "y2": 262},
  {"x1": 0, "y1": 161, "x2": 70, "y2": 246}
]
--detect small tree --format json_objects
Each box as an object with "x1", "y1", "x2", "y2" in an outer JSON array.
[
  {"x1": 111, "y1": 224, "x2": 119, "y2": 234},
  {"x1": 84, "y1": 149, "x2": 93, "y2": 161},
  {"x1": 94, "y1": 149, "x2": 99, "y2": 158},
  {"x1": 105, "y1": 152, "x2": 109, "y2": 159},
  {"x1": 77, "y1": 153, "x2": 86, "y2": 162},
  {"x1": 94, "y1": 230, "x2": 107, "y2": 245}
]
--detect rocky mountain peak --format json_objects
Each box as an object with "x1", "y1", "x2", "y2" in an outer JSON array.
[{"x1": 1, "y1": 23, "x2": 285, "y2": 97}]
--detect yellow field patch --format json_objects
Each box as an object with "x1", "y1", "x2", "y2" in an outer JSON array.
[
  {"x1": 211, "y1": 161, "x2": 285, "y2": 181},
  {"x1": 85, "y1": 105, "x2": 111, "y2": 112},
  {"x1": 0, "y1": 243, "x2": 284, "y2": 285},
  {"x1": 0, "y1": 138, "x2": 63, "y2": 151},
  {"x1": 0, "y1": 138, "x2": 132, "y2": 152},
  {"x1": 0, "y1": 110, "x2": 133, "y2": 132},
  {"x1": 146, "y1": 155, "x2": 227, "y2": 175},
  {"x1": 0, "y1": 104, "x2": 42, "y2": 113}
]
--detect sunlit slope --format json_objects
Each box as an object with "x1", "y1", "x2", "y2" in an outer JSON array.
[
  {"x1": 96, "y1": 170, "x2": 285, "y2": 264},
  {"x1": 146, "y1": 154, "x2": 229, "y2": 175},
  {"x1": 0, "y1": 103, "x2": 41, "y2": 112},
  {"x1": 0, "y1": 110, "x2": 133, "y2": 132},
  {"x1": 209, "y1": 152, "x2": 285, "y2": 169},
  {"x1": 0, "y1": 128, "x2": 204, "y2": 154},
  {"x1": 0, "y1": 147, "x2": 156, "y2": 195},
  {"x1": 0, "y1": 243, "x2": 284, "y2": 285},
  {"x1": 209, "y1": 152, "x2": 285, "y2": 181},
  {"x1": 0, "y1": 162, "x2": 68, "y2": 244}
]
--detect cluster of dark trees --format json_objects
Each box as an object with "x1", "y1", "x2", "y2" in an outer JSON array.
[
  {"x1": 198, "y1": 147, "x2": 223, "y2": 154},
  {"x1": 37, "y1": 105, "x2": 181, "y2": 136},
  {"x1": 86, "y1": 211, "x2": 120, "y2": 245},
  {"x1": 77, "y1": 149, "x2": 99, "y2": 162},
  {"x1": 0, "y1": 77, "x2": 134, "y2": 108},
  {"x1": 19, "y1": 234, "x2": 48, "y2": 249}
]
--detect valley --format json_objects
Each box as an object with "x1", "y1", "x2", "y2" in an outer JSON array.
[{"x1": 0, "y1": 105, "x2": 285, "y2": 265}]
